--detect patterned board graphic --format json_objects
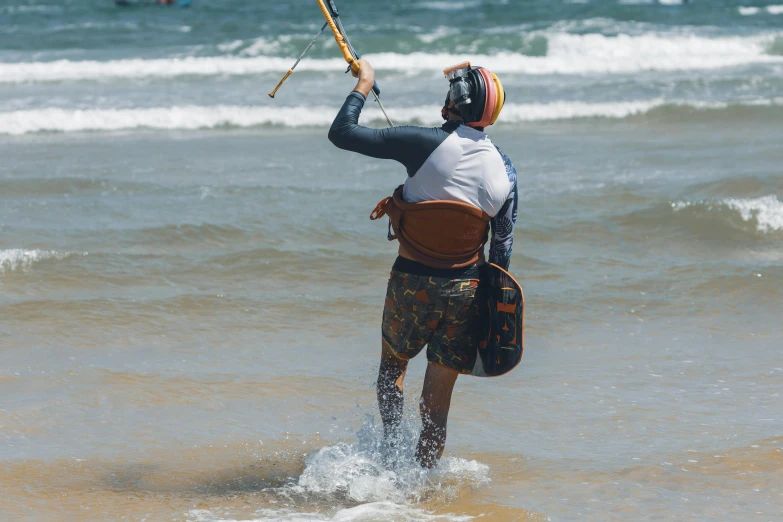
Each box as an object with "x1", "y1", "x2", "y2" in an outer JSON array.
[{"x1": 472, "y1": 263, "x2": 525, "y2": 377}]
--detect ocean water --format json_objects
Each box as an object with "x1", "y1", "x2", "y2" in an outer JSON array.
[{"x1": 1, "y1": 0, "x2": 782, "y2": 521}]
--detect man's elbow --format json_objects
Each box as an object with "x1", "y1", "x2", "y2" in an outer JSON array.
[
  {"x1": 329, "y1": 122, "x2": 355, "y2": 150},
  {"x1": 327, "y1": 124, "x2": 343, "y2": 148},
  {"x1": 329, "y1": 115, "x2": 363, "y2": 150}
]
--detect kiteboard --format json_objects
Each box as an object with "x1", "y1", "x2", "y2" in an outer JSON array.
[{"x1": 471, "y1": 263, "x2": 524, "y2": 377}]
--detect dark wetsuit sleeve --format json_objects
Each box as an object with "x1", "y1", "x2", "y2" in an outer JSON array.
[
  {"x1": 328, "y1": 92, "x2": 449, "y2": 176},
  {"x1": 488, "y1": 148, "x2": 518, "y2": 271}
]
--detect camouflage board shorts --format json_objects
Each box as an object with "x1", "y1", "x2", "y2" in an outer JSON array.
[{"x1": 381, "y1": 268, "x2": 480, "y2": 374}]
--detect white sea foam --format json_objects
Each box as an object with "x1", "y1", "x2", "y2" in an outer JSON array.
[
  {"x1": 502, "y1": 99, "x2": 663, "y2": 121},
  {"x1": 292, "y1": 422, "x2": 489, "y2": 504},
  {"x1": 188, "y1": 502, "x2": 473, "y2": 522},
  {"x1": 0, "y1": 56, "x2": 347, "y2": 84},
  {"x1": 673, "y1": 195, "x2": 783, "y2": 233},
  {"x1": 534, "y1": 32, "x2": 781, "y2": 73},
  {"x1": 739, "y1": 5, "x2": 783, "y2": 15},
  {"x1": 0, "y1": 249, "x2": 76, "y2": 273},
  {"x1": 0, "y1": 4, "x2": 61, "y2": 14},
  {"x1": 1, "y1": 32, "x2": 780, "y2": 84},
  {"x1": 291, "y1": 418, "x2": 485, "y2": 518},
  {"x1": 217, "y1": 40, "x2": 244, "y2": 53},
  {"x1": 618, "y1": 0, "x2": 686, "y2": 4},
  {"x1": 186, "y1": 417, "x2": 485, "y2": 522},
  {"x1": 725, "y1": 195, "x2": 783, "y2": 232},
  {"x1": 418, "y1": 1, "x2": 482, "y2": 10},
  {"x1": 1, "y1": 99, "x2": 778, "y2": 134},
  {"x1": 241, "y1": 36, "x2": 290, "y2": 57},
  {"x1": 0, "y1": 106, "x2": 335, "y2": 134},
  {"x1": 416, "y1": 27, "x2": 459, "y2": 45}
]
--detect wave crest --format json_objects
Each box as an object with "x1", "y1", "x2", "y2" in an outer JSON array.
[
  {"x1": 0, "y1": 249, "x2": 80, "y2": 273},
  {"x1": 1, "y1": 32, "x2": 780, "y2": 84},
  {"x1": 1, "y1": 100, "x2": 780, "y2": 134},
  {"x1": 739, "y1": 5, "x2": 783, "y2": 16},
  {"x1": 722, "y1": 195, "x2": 783, "y2": 233},
  {"x1": 673, "y1": 195, "x2": 783, "y2": 235}
]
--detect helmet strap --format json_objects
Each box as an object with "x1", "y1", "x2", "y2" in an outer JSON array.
[{"x1": 441, "y1": 95, "x2": 464, "y2": 121}]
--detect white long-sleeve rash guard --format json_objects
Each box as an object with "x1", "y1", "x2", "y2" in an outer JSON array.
[{"x1": 329, "y1": 91, "x2": 518, "y2": 271}]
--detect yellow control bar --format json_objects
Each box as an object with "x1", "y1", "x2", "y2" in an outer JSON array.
[{"x1": 315, "y1": 0, "x2": 359, "y2": 74}]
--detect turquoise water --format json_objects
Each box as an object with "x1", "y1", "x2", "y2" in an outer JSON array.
[
  {"x1": 1, "y1": 1, "x2": 783, "y2": 521},
  {"x1": 1, "y1": 0, "x2": 783, "y2": 126}
]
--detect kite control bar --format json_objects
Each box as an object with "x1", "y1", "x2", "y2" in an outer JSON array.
[
  {"x1": 268, "y1": 0, "x2": 393, "y2": 126},
  {"x1": 318, "y1": 0, "x2": 381, "y2": 97},
  {"x1": 268, "y1": 22, "x2": 328, "y2": 98}
]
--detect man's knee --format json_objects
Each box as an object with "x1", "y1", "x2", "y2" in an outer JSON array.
[
  {"x1": 378, "y1": 365, "x2": 406, "y2": 394},
  {"x1": 380, "y1": 340, "x2": 407, "y2": 372},
  {"x1": 378, "y1": 345, "x2": 407, "y2": 391}
]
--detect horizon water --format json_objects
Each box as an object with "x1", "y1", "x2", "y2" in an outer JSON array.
[{"x1": 1, "y1": 1, "x2": 782, "y2": 521}]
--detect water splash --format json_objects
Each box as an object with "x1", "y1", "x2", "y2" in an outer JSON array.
[
  {"x1": 188, "y1": 415, "x2": 488, "y2": 521},
  {"x1": 293, "y1": 416, "x2": 489, "y2": 505}
]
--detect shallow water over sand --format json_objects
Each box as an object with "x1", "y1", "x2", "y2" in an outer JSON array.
[{"x1": 2, "y1": 122, "x2": 782, "y2": 521}]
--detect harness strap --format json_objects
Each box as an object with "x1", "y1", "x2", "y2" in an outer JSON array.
[
  {"x1": 369, "y1": 197, "x2": 391, "y2": 220},
  {"x1": 370, "y1": 197, "x2": 397, "y2": 240}
]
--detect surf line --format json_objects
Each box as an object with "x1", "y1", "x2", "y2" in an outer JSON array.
[{"x1": 268, "y1": 0, "x2": 393, "y2": 127}]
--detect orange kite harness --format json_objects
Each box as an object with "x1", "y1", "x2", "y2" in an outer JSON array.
[{"x1": 370, "y1": 185, "x2": 491, "y2": 270}]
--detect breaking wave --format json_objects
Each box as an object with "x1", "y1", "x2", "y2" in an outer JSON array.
[
  {"x1": 1, "y1": 100, "x2": 780, "y2": 134},
  {"x1": 673, "y1": 195, "x2": 783, "y2": 234},
  {"x1": 0, "y1": 249, "x2": 81, "y2": 273},
  {"x1": 1, "y1": 32, "x2": 781, "y2": 84},
  {"x1": 615, "y1": 195, "x2": 783, "y2": 242},
  {"x1": 417, "y1": 1, "x2": 482, "y2": 10},
  {"x1": 739, "y1": 5, "x2": 783, "y2": 16}
]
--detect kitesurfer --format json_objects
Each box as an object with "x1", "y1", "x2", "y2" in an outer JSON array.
[{"x1": 328, "y1": 58, "x2": 518, "y2": 468}]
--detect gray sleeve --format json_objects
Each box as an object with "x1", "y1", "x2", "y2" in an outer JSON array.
[{"x1": 328, "y1": 92, "x2": 450, "y2": 176}]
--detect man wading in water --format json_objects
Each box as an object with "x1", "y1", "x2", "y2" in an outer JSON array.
[{"x1": 329, "y1": 58, "x2": 518, "y2": 468}]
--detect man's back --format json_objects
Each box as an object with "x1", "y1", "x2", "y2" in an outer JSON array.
[{"x1": 403, "y1": 124, "x2": 512, "y2": 219}]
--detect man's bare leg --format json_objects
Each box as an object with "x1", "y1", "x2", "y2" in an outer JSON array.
[
  {"x1": 416, "y1": 362, "x2": 459, "y2": 468},
  {"x1": 377, "y1": 342, "x2": 408, "y2": 440}
]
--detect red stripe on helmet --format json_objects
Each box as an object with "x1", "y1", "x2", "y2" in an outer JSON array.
[{"x1": 469, "y1": 68, "x2": 497, "y2": 129}]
